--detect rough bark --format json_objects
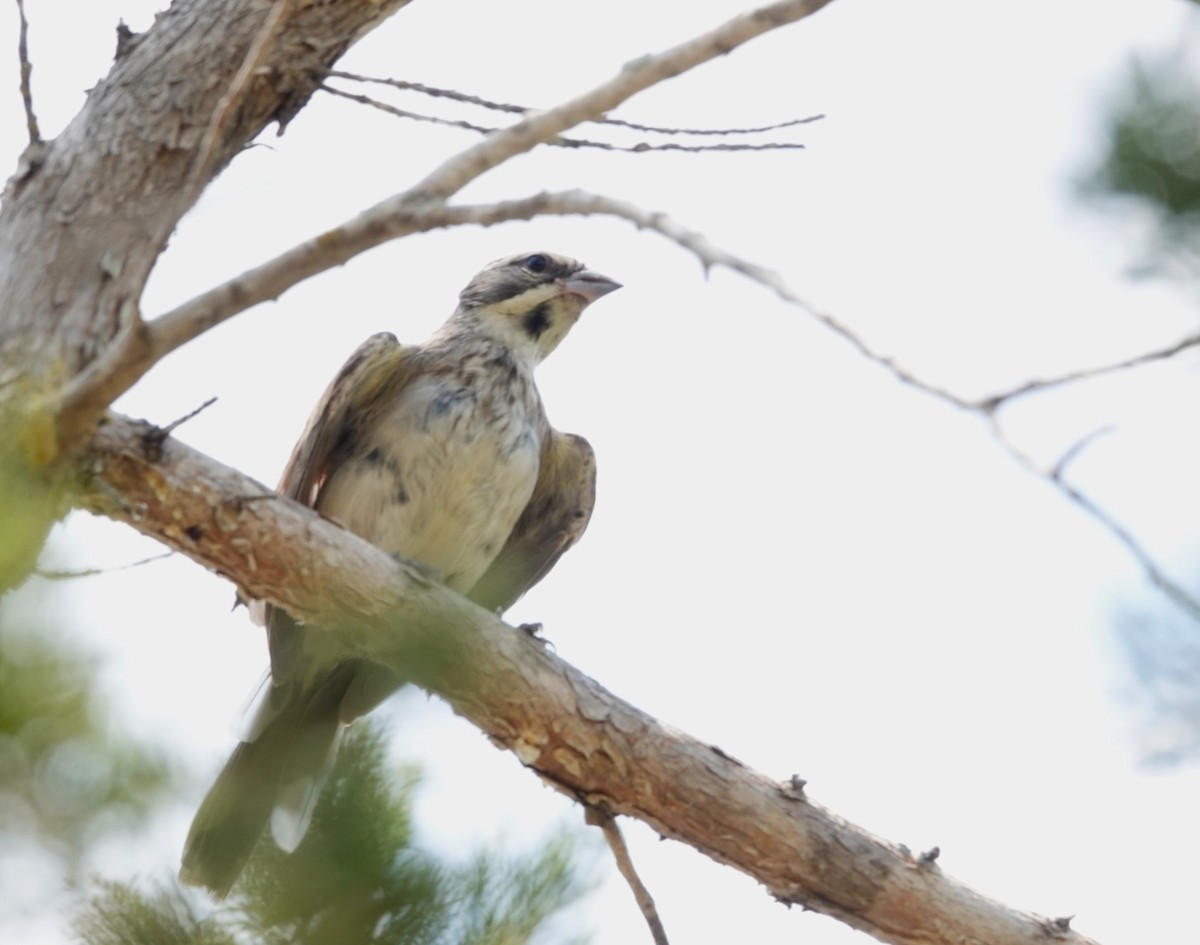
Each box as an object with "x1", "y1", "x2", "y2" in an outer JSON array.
[
  {"x1": 0, "y1": 0, "x2": 411, "y2": 435},
  {"x1": 0, "y1": 0, "x2": 412, "y2": 582},
  {"x1": 81, "y1": 413, "x2": 1105, "y2": 945}
]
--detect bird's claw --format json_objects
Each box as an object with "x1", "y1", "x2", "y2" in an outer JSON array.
[{"x1": 517, "y1": 622, "x2": 554, "y2": 651}]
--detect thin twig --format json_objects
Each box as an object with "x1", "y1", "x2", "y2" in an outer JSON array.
[
  {"x1": 585, "y1": 806, "x2": 670, "y2": 945},
  {"x1": 993, "y1": 419, "x2": 1200, "y2": 622},
  {"x1": 35, "y1": 551, "x2": 175, "y2": 581},
  {"x1": 326, "y1": 69, "x2": 823, "y2": 136},
  {"x1": 320, "y1": 85, "x2": 809, "y2": 152},
  {"x1": 409, "y1": 0, "x2": 836, "y2": 201},
  {"x1": 157, "y1": 396, "x2": 218, "y2": 439},
  {"x1": 412, "y1": 190, "x2": 974, "y2": 412},
  {"x1": 141, "y1": 397, "x2": 218, "y2": 462},
  {"x1": 15, "y1": 0, "x2": 41, "y2": 144},
  {"x1": 976, "y1": 331, "x2": 1200, "y2": 412},
  {"x1": 1049, "y1": 425, "x2": 1116, "y2": 481}
]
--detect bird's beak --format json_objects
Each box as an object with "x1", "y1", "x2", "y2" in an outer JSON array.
[{"x1": 562, "y1": 269, "x2": 622, "y2": 304}]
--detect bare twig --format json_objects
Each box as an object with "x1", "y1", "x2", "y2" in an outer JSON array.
[
  {"x1": 326, "y1": 69, "x2": 823, "y2": 137},
  {"x1": 319, "y1": 85, "x2": 809, "y2": 153},
  {"x1": 409, "y1": 0, "x2": 835, "y2": 200},
  {"x1": 585, "y1": 806, "x2": 670, "y2": 945},
  {"x1": 1049, "y1": 425, "x2": 1116, "y2": 481},
  {"x1": 975, "y1": 330, "x2": 1200, "y2": 412},
  {"x1": 409, "y1": 190, "x2": 975, "y2": 411},
  {"x1": 157, "y1": 396, "x2": 218, "y2": 439},
  {"x1": 15, "y1": 0, "x2": 40, "y2": 145},
  {"x1": 135, "y1": 187, "x2": 882, "y2": 389},
  {"x1": 990, "y1": 416, "x2": 1200, "y2": 622},
  {"x1": 140, "y1": 396, "x2": 219, "y2": 462},
  {"x1": 35, "y1": 551, "x2": 174, "y2": 581}
]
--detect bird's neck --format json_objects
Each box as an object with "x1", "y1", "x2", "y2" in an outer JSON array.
[
  {"x1": 437, "y1": 301, "x2": 579, "y2": 369},
  {"x1": 431, "y1": 311, "x2": 542, "y2": 373}
]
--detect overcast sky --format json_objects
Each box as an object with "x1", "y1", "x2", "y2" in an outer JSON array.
[{"x1": 3, "y1": 1, "x2": 1200, "y2": 943}]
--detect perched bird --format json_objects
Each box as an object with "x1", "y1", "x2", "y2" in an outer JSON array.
[{"x1": 180, "y1": 251, "x2": 620, "y2": 898}]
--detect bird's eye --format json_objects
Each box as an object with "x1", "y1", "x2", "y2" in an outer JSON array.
[{"x1": 523, "y1": 254, "x2": 549, "y2": 274}]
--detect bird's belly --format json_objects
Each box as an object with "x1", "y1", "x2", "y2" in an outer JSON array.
[{"x1": 317, "y1": 378, "x2": 540, "y2": 591}]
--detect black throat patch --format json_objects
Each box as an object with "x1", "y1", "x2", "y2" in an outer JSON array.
[{"x1": 522, "y1": 302, "x2": 553, "y2": 341}]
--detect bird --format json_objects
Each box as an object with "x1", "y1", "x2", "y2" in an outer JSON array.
[{"x1": 179, "y1": 251, "x2": 621, "y2": 898}]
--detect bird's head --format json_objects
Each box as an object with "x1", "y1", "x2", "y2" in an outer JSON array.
[{"x1": 456, "y1": 252, "x2": 621, "y2": 363}]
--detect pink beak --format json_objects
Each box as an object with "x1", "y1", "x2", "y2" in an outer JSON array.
[{"x1": 562, "y1": 269, "x2": 622, "y2": 303}]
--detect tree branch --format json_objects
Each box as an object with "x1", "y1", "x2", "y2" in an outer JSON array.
[
  {"x1": 64, "y1": 175, "x2": 1200, "y2": 621},
  {"x1": 51, "y1": 0, "x2": 836, "y2": 444},
  {"x1": 586, "y1": 807, "x2": 670, "y2": 945},
  {"x1": 973, "y1": 329, "x2": 1200, "y2": 411},
  {"x1": 0, "y1": 0, "x2": 416, "y2": 456},
  {"x1": 326, "y1": 69, "x2": 824, "y2": 137},
  {"x1": 405, "y1": 0, "x2": 836, "y2": 201},
  {"x1": 319, "y1": 84, "x2": 812, "y2": 153},
  {"x1": 77, "y1": 413, "x2": 1105, "y2": 945},
  {"x1": 14, "y1": 0, "x2": 40, "y2": 145},
  {"x1": 54, "y1": 0, "x2": 297, "y2": 450}
]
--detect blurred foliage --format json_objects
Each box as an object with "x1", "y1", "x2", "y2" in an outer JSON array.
[
  {"x1": 0, "y1": 441, "x2": 64, "y2": 593},
  {"x1": 1083, "y1": 30, "x2": 1200, "y2": 761},
  {"x1": 76, "y1": 724, "x2": 592, "y2": 945},
  {"x1": 76, "y1": 882, "x2": 235, "y2": 945},
  {"x1": 0, "y1": 597, "x2": 170, "y2": 869},
  {"x1": 1112, "y1": 589, "x2": 1200, "y2": 766},
  {"x1": 1081, "y1": 47, "x2": 1200, "y2": 278},
  {"x1": 0, "y1": 585, "x2": 591, "y2": 944}
]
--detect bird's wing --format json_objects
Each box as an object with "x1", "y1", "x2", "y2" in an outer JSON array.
[
  {"x1": 267, "y1": 332, "x2": 418, "y2": 686},
  {"x1": 277, "y1": 332, "x2": 415, "y2": 507},
  {"x1": 467, "y1": 429, "x2": 597, "y2": 614}
]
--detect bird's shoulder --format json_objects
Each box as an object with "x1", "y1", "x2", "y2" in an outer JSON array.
[{"x1": 277, "y1": 332, "x2": 423, "y2": 507}]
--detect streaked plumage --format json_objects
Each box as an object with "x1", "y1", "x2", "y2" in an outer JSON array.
[{"x1": 180, "y1": 252, "x2": 620, "y2": 898}]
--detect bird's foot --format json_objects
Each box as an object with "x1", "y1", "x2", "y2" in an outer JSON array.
[{"x1": 517, "y1": 622, "x2": 554, "y2": 651}]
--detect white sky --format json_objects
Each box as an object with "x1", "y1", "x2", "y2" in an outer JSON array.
[{"x1": 3, "y1": 1, "x2": 1200, "y2": 943}]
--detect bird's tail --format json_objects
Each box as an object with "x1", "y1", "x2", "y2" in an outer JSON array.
[{"x1": 179, "y1": 685, "x2": 344, "y2": 900}]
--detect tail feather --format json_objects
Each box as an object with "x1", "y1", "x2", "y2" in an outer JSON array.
[
  {"x1": 179, "y1": 737, "x2": 285, "y2": 899},
  {"x1": 270, "y1": 724, "x2": 344, "y2": 853},
  {"x1": 180, "y1": 677, "x2": 348, "y2": 899}
]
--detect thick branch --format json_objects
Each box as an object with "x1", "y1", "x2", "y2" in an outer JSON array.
[
  {"x1": 0, "y1": 0, "x2": 413, "y2": 449},
  {"x1": 80, "y1": 413, "x2": 1104, "y2": 945}
]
